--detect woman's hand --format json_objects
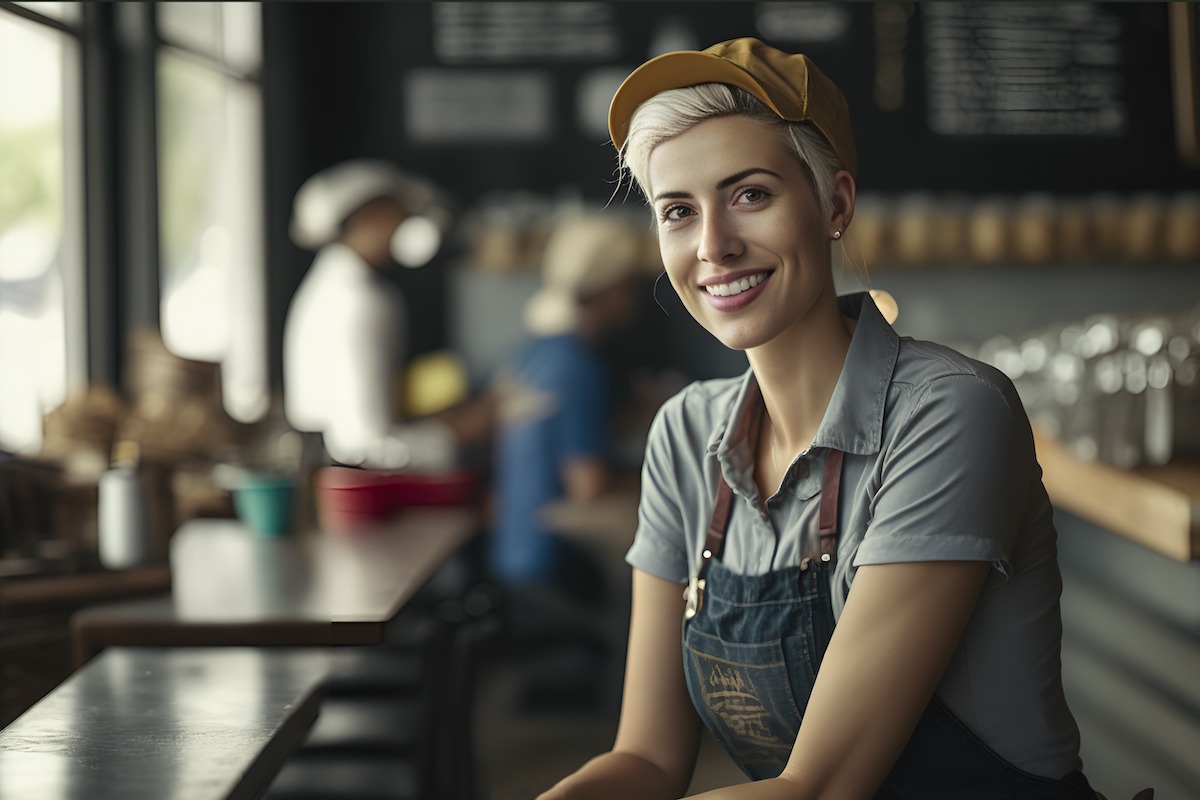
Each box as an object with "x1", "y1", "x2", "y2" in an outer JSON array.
[{"x1": 537, "y1": 569, "x2": 703, "y2": 800}]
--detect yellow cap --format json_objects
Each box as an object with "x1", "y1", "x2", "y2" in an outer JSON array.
[{"x1": 608, "y1": 37, "x2": 857, "y2": 177}]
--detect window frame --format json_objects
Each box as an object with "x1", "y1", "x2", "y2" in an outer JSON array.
[
  {"x1": 0, "y1": 1, "x2": 268, "y2": 439},
  {"x1": 0, "y1": 2, "x2": 88, "y2": 451}
]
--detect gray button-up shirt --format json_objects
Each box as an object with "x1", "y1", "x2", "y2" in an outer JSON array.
[{"x1": 627, "y1": 292, "x2": 1080, "y2": 780}]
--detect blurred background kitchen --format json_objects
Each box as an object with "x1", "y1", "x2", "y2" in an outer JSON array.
[{"x1": 1, "y1": 2, "x2": 1199, "y2": 799}]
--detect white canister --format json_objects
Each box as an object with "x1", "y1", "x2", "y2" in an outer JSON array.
[{"x1": 98, "y1": 465, "x2": 149, "y2": 570}]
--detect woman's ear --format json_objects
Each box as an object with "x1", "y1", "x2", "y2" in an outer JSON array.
[{"x1": 830, "y1": 170, "x2": 856, "y2": 237}]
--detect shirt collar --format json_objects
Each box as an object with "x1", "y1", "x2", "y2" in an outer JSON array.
[
  {"x1": 812, "y1": 292, "x2": 899, "y2": 455},
  {"x1": 707, "y1": 291, "x2": 899, "y2": 463},
  {"x1": 706, "y1": 366, "x2": 761, "y2": 472}
]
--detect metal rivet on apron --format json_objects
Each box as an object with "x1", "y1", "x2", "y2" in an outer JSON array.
[
  {"x1": 800, "y1": 557, "x2": 810, "y2": 571},
  {"x1": 821, "y1": 553, "x2": 831, "y2": 562},
  {"x1": 702, "y1": 548, "x2": 712, "y2": 559}
]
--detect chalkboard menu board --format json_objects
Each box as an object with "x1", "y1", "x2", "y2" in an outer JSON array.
[
  {"x1": 923, "y1": 5, "x2": 1126, "y2": 137},
  {"x1": 269, "y1": 2, "x2": 1197, "y2": 204}
]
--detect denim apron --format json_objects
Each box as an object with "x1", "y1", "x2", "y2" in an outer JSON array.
[{"x1": 681, "y1": 448, "x2": 1097, "y2": 798}]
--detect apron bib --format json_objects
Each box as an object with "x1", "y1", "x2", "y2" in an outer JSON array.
[{"x1": 681, "y1": 448, "x2": 1096, "y2": 798}]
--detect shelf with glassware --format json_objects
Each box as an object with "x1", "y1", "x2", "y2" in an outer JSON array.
[
  {"x1": 991, "y1": 308, "x2": 1200, "y2": 563},
  {"x1": 843, "y1": 191, "x2": 1200, "y2": 270},
  {"x1": 1032, "y1": 427, "x2": 1200, "y2": 563}
]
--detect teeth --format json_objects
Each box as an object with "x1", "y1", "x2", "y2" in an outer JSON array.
[{"x1": 705, "y1": 272, "x2": 766, "y2": 297}]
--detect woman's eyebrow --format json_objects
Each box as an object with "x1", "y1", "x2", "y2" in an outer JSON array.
[
  {"x1": 654, "y1": 167, "x2": 785, "y2": 203},
  {"x1": 716, "y1": 167, "x2": 782, "y2": 190},
  {"x1": 652, "y1": 189, "x2": 691, "y2": 203}
]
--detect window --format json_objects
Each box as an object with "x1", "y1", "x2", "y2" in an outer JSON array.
[
  {"x1": 0, "y1": 1, "x2": 267, "y2": 453},
  {"x1": 0, "y1": 4, "x2": 84, "y2": 454},
  {"x1": 157, "y1": 2, "x2": 266, "y2": 423}
]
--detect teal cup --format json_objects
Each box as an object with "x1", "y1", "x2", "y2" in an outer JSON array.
[{"x1": 232, "y1": 474, "x2": 296, "y2": 537}]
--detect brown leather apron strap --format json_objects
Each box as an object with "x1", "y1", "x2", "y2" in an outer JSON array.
[
  {"x1": 817, "y1": 449, "x2": 845, "y2": 560},
  {"x1": 685, "y1": 471, "x2": 734, "y2": 619},
  {"x1": 700, "y1": 476, "x2": 734, "y2": 577}
]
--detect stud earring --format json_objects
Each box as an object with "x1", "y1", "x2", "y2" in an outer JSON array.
[{"x1": 832, "y1": 229, "x2": 843, "y2": 240}]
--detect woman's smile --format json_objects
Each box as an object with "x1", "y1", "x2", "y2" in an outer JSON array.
[
  {"x1": 700, "y1": 270, "x2": 773, "y2": 310},
  {"x1": 702, "y1": 269, "x2": 771, "y2": 297}
]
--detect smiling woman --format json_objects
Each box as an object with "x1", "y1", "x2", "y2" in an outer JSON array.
[{"x1": 533, "y1": 38, "x2": 1130, "y2": 800}]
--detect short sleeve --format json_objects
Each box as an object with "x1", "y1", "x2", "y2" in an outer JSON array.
[
  {"x1": 855, "y1": 373, "x2": 1033, "y2": 577},
  {"x1": 625, "y1": 398, "x2": 691, "y2": 584}
]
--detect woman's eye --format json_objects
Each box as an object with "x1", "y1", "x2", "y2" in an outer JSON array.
[
  {"x1": 738, "y1": 187, "x2": 769, "y2": 204},
  {"x1": 658, "y1": 204, "x2": 691, "y2": 223}
]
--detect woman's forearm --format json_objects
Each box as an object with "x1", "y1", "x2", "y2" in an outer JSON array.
[{"x1": 537, "y1": 751, "x2": 685, "y2": 800}]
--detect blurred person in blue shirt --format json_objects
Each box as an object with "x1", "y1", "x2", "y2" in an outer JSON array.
[
  {"x1": 450, "y1": 212, "x2": 646, "y2": 590},
  {"x1": 442, "y1": 212, "x2": 649, "y2": 704},
  {"x1": 491, "y1": 214, "x2": 646, "y2": 589}
]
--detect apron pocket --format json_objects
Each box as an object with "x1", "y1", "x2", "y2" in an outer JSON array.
[{"x1": 683, "y1": 626, "x2": 802, "y2": 779}]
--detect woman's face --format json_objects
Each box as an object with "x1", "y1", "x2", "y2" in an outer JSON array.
[{"x1": 646, "y1": 114, "x2": 839, "y2": 353}]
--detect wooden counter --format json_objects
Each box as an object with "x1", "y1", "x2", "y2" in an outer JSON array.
[
  {"x1": 1033, "y1": 429, "x2": 1200, "y2": 562},
  {"x1": 0, "y1": 647, "x2": 328, "y2": 800},
  {"x1": 71, "y1": 506, "x2": 478, "y2": 665}
]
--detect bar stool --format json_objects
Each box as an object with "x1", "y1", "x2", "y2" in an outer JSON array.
[{"x1": 264, "y1": 584, "x2": 502, "y2": 800}]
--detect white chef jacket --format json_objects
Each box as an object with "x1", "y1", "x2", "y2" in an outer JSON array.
[{"x1": 283, "y1": 243, "x2": 406, "y2": 466}]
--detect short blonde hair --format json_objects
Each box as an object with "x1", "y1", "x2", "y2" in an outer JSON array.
[{"x1": 618, "y1": 83, "x2": 844, "y2": 221}]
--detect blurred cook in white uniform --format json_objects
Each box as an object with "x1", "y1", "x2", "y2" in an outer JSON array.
[{"x1": 284, "y1": 158, "x2": 452, "y2": 469}]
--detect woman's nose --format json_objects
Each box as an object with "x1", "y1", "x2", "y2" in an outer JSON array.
[{"x1": 696, "y1": 213, "x2": 742, "y2": 265}]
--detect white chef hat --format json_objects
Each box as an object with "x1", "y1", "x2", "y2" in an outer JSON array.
[
  {"x1": 289, "y1": 159, "x2": 442, "y2": 251},
  {"x1": 523, "y1": 213, "x2": 644, "y2": 336}
]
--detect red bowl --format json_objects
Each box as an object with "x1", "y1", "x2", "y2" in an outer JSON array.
[{"x1": 315, "y1": 467, "x2": 476, "y2": 531}]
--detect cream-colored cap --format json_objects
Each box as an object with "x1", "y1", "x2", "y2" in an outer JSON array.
[
  {"x1": 608, "y1": 37, "x2": 857, "y2": 176},
  {"x1": 289, "y1": 159, "x2": 440, "y2": 251},
  {"x1": 523, "y1": 214, "x2": 643, "y2": 337}
]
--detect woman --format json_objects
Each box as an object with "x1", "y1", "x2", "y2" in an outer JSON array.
[{"x1": 538, "y1": 38, "x2": 1100, "y2": 799}]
